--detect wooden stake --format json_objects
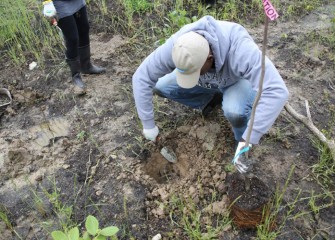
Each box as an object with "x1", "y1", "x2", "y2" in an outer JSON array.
[{"x1": 245, "y1": 16, "x2": 269, "y2": 157}]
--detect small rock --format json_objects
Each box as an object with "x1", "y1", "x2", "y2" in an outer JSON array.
[
  {"x1": 117, "y1": 173, "x2": 127, "y2": 180},
  {"x1": 62, "y1": 164, "x2": 70, "y2": 169},
  {"x1": 189, "y1": 186, "x2": 196, "y2": 195},
  {"x1": 23, "y1": 166, "x2": 32, "y2": 174},
  {"x1": 217, "y1": 183, "x2": 226, "y2": 192},
  {"x1": 73, "y1": 85, "x2": 86, "y2": 96},
  {"x1": 34, "y1": 173, "x2": 44, "y2": 182},
  {"x1": 152, "y1": 233, "x2": 162, "y2": 240},
  {"x1": 213, "y1": 173, "x2": 221, "y2": 182},
  {"x1": 152, "y1": 206, "x2": 164, "y2": 217},
  {"x1": 193, "y1": 195, "x2": 200, "y2": 204},
  {"x1": 215, "y1": 166, "x2": 222, "y2": 173},
  {"x1": 29, "y1": 61, "x2": 37, "y2": 70},
  {"x1": 177, "y1": 125, "x2": 191, "y2": 133},
  {"x1": 157, "y1": 188, "x2": 169, "y2": 201}
]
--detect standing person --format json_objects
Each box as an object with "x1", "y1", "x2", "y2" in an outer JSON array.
[
  {"x1": 132, "y1": 16, "x2": 289, "y2": 173},
  {"x1": 43, "y1": 0, "x2": 105, "y2": 91}
]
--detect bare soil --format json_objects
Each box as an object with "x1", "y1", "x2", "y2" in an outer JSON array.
[{"x1": 0, "y1": 2, "x2": 335, "y2": 240}]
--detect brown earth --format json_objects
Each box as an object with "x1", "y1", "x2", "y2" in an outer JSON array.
[{"x1": 0, "y1": 2, "x2": 335, "y2": 240}]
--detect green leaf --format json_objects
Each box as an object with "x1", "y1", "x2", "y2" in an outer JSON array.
[
  {"x1": 100, "y1": 226, "x2": 119, "y2": 236},
  {"x1": 82, "y1": 232, "x2": 90, "y2": 240},
  {"x1": 52, "y1": 231, "x2": 68, "y2": 240},
  {"x1": 68, "y1": 227, "x2": 79, "y2": 240},
  {"x1": 85, "y1": 215, "x2": 99, "y2": 236},
  {"x1": 94, "y1": 235, "x2": 106, "y2": 240}
]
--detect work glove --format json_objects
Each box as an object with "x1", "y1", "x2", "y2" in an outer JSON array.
[
  {"x1": 232, "y1": 141, "x2": 252, "y2": 173},
  {"x1": 143, "y1": 126, "x2": 159, "y2": 142},
  {"x1": 43, "y1": 0, "x2": 57, "y2": 18}
]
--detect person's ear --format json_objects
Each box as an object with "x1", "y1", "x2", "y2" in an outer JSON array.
[{"x1": 206, "y1": 54, "x2": 214, "y2": 62}]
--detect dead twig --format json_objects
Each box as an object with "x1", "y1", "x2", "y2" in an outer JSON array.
[{"x1": 284, "y1": 101, "x2": 335, "y2": 160}]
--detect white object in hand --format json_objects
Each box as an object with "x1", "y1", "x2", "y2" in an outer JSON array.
[
  {"x1": 143, "y1": 126, "x2": 159, "y2": 142},
  {"x1": 43, "y1": 1, "x2": 57, "y2": 17}
]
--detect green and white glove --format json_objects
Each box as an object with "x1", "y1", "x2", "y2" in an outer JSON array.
[
  {"x1": 43, "y1": 0, "x2": 57, "y2": 18},
  {"x1": 232, "y1": 141, "x2": 252, "y2": 173},
  {"x1": 143, "y1": 126, "x2": 159, "y2": 142}
]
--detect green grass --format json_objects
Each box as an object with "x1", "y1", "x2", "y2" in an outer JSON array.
[
  {"x1": 167, "y1": 192, "x2": 232, "y2": 239},
  {"x1": 118, "y1": 0, "x2": 153, "y2": 31},
  {"x1": 51, "y1": 215, "x2": 119, "y2": 240},
  {"x1": 311, "y1": 138, "x2": 335, "y2": 188},
  {"x1": 256, "y1": 166, "x2": 300, "y2": 240},
  {"x1": 1, "y1": 0, "x2": 329, "y2": 68},
  {"x1": 26, "y1": 177, "x2": 76, "y2": 234},
  {"x1": 0, "y1": 0, "x2": 63, "y2": 67},
  {"x1": 24, "y1": 175, "x2": 121, "y2": 239},
  {"x1": 0, "y1": 205, "x2": 23, "y2": 239},
  {"x1": 282, "y1": 0, "x2": 325, "y2": 18}
]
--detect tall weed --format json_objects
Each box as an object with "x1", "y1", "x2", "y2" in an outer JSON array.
[{"x1": 0, "y1": 0, "x2": 63, "y2": 67}]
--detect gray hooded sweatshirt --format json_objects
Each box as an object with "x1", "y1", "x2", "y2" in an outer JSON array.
[{"x1": 132, "y1": 16, "x2": 289, "y2": 144}]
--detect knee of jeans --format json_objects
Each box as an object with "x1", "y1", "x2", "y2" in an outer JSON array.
[
  {"x1": 153, "y1": 87, "x2": 166, "y2": 98},
  {"x1": 224, "y1": 111, "x2": 247, "y2": 128}
]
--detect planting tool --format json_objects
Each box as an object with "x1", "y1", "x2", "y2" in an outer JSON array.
[
  {"x1": 51, "y1": 18, "x2": 65, "y2": 47},
  {"x1": 154, "y1": 134, "x2": 178, "y2": 163},
  {"x1": 160, "y1": 146, "x2": 177, "y2": 163},
  {"x1": 42, "y1": 1, "x2": 65, "y2": 46},
  {"x1": 0, "y1": 88, "x2": 12, "y2": 116}
]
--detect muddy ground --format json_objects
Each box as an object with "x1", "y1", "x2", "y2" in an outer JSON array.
[{"x1": 0, "y1": 2, "x2": 335, "y2": 240}]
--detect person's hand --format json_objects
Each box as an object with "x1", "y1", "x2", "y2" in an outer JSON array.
[
  {"x1": 143, "y1": 126, "x2": 159, "y2": 142},
  {"x1": 232, "y1": 141, "x2": 252, "y2": 173},
  {"x1": 43, "y1": 1, "x2": 57, "y2": 18}
]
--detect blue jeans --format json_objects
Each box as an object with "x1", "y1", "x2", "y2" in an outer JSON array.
[{"x1": 154, "y1": 71, "x2": 256, "y2": 141}]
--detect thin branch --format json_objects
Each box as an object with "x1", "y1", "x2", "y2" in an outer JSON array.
[
  {"x1": 285, "y1": 102, "x2": 335, "y2": 160},
  {"x1": 305, "y1": 100, "x2": 312, "y2": 121}
]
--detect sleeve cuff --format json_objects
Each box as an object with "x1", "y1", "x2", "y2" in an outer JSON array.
[
  {"x1": 142, "y1": 119, "x2": 155, "y2": 129},
  {"x1": 242, "y1": 130, "x2": 262, "y2": 145}
]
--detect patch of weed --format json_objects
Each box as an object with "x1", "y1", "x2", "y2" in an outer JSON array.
[
  {"x1": 0, "y1": 0, "x2": 63, "y2": 66},
  {"x1": 257, "y1": 166, "x2": 300, "y2": 239},
  {"x1": 167, "y1": 192, "x2": 231, "y2": 239},
  {"x1": 311, "y1": 138, "x2": 335, "y2": 188},
  {"x1": 51, "y1": 215, "x2": 119, "y2": 240}
]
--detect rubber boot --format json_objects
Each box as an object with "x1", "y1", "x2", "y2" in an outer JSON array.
[
  {"x1": 78, "y1": 45, "x2": 106, "y2": 74},
  {"x1": 66, "y1": 57, "x2": 86, "y2": 89}
]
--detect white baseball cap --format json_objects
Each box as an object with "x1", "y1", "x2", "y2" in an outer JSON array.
[{"x1": 172, "y1": 31, "x2": 209, "y2": 89}]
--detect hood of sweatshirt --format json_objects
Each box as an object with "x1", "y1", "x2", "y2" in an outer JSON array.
[{"x1": 171, "y1": 15, "x2": 231, "y2": 72}]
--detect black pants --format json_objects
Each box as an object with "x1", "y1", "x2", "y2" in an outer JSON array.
[{"x1": 57, "y1": 6, "x2": 90, "y2": 59}]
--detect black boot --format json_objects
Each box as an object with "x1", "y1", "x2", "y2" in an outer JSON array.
[
  {"x1": 78, "y1": 45, "x2": 106, "y2": 74},
  {"x1": 66, "y1": 58, "x2": 86, "y2": 89}
]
